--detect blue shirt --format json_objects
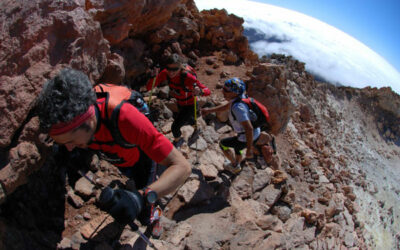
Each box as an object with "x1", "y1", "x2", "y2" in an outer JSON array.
[{"x1": 228, "y1": 98, "x2": 261, "y2": 142}]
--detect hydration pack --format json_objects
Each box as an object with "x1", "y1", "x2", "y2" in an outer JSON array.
[
  {"x1": 181, "y1": 64, "x2": 197, "y2": 80},
  {"x1": 94, "y1": 83, "x2": 150, "y2": 148},
  {"x1": 231, "y1": 97, "x2": 271, "y2": 131}
]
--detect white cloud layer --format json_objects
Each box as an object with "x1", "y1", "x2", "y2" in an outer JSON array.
[{"x1": 195, "y1": 0, "x2": 400, "y2": 94}]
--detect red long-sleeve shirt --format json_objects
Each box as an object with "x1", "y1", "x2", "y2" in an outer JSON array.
[
  {"x1": 146, "y1": 69, "x2": 210, "y2": 106},
  {"x1": 88, "y1": 98, "x2": 173, "y2": 167}
]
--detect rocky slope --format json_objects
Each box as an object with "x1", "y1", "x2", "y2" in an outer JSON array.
[{"x1": 1, "y1": 0, "x2": 399, "y2": 249}]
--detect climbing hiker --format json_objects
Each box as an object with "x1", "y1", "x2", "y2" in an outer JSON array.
[
  {"x1": 146, "y1": 53, "x2": 211, "y2": 148},
  {"x1": 36, "y1": 68, "x2": 191, "y2": 237},
  {"x1": 201, "y1": 78, "x2": 262, "y2": 174}
]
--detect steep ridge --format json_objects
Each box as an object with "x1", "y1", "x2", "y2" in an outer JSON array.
[{"x1": 0, "y1": 0, "x2": 399, "y2": 249}]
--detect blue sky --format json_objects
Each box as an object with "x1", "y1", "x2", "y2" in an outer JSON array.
[{"x1": 253, "y1": 0, "x2": 400, "y2": 72}]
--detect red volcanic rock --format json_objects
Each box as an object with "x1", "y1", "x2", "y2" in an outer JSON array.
[
  {"x1": 0, "y1": 142, "x2": 41, "y2": 194},
  {"x1": 98, "y1": 52, "x2": 125, "y2": 84},
  {"x1": 359, "y1": 87, "x2": 400, "y2": 142},
  {"x1": 0, "y1": 0, "x2": 110, "y2": 148},
  {"x1": 301, "y1": 209, "x2": 318, "y2": 225},
  {"x1": 148, "y1": 4, "x2": 200, "y2": 45},
  {"x1": 200, "y1": 8, "x2": 258, "y2": 64},
  {"x1": 86, "y1": 0, "x2": 181, "y2": 44},
  {"x1": 248, "y1": 63, "x2": 295, "y2": 134},
  {"x1": 0, "y1": 1, "x2": 388, "y2": 249}
]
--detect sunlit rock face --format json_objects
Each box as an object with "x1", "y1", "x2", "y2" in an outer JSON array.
[
  {"x1": 0, "y1": 0, "x2": 111, "y2": 148},
  {"x1": 85, "y1": 0, "x2": 181, "y2": 44}
]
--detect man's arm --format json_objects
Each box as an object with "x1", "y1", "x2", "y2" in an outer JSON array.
[
  {"x1": 146, "y1": 147, "x2": 191, "y2": 197},
  {"x1": 117, "y1": 104, "x2": 191, "y2": 197},
  {"x1": 241, "y1": 120, "x2": 254, "y2": 159},
  {"x1": 194, "y1": 80, "x2": 211, "y2": 96},
  {"x1": 146, "y1": 69, "x2": 166, "y2": 91},
  {"x1": 201, "y1": 102, "x2": 230, "y2": 116}
]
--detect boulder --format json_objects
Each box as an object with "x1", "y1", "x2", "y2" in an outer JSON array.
[
  {"x1": 0, "y1": 0, "x2": 110, "y2": 148},
  {"x1": 248, "y1": 63, "x2": 295, "y2": 134}
]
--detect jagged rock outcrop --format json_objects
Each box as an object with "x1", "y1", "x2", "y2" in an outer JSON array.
[
  {"x1": 0, "y1": 0, "x2": 110, "y2": 148},
  {"x1": 86, "y1": 0, "x2": 182, "y2": 45},
  {"x1": 200, "y1": 8, "x2": 259, "y2": 64},
  {"x1": 248, "y1": 63, "x2": 295, "y2": 134},
  {"x1": 343, "y1": 86, "x2": 400, "y2": 143}
]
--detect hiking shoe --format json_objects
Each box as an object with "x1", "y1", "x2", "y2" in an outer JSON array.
[
  {"x1": 173, "y1": 138, "x2": 185, "y2": 148},
  {"x1": 223, "y1": 161, "x2": 242, "y2": 174},
  {"x1": 188, "y1": 128, "x2": 200, "y2": 145}
]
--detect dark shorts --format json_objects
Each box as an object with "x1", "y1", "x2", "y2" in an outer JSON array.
[
  {"x1": 118, "y1": 150, "x2": 157, "y2": 190},
  {"x1": 171, "y1": 104, "x2": 196, "y2": 138},
  {"x1": 219, "y1": 136, "x2": 259, "y2": 155}
]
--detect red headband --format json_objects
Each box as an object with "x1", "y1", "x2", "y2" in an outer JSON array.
[{"x1": 49, "y1": 105, "x2": 95, "y2": 136}]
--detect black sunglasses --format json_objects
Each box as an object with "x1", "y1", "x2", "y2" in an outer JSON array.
[
  {"x1": 166, "y1": 67, "x2": 180, "y2": 72},
  {"x1": 222, "y1": 87, "x2": 230, "y2": 92}
]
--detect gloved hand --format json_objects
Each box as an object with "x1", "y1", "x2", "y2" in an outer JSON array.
[{"x1": 97, "y1": 187, "x2": 144, "y2": 225}]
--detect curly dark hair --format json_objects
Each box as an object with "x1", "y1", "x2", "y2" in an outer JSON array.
[{"x1": 36, "y1": 68, "x2": 97, "y2": 131}]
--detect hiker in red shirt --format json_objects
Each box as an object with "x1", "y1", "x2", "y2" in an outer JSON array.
[
  {"x1": 36, "y1": 68, "x2": 191, "y2": 236},
  {"x1": 146, "y1": 53, "x2": 211, "y2": 147}
]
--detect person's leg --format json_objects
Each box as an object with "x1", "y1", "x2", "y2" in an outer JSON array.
[
  {"x1": 220, "y1": 137, "x2": 246, "y2": 174},
  {"x1": 220, "y1": 141, "x2": 236, "y2": 165},
  {"x1": 236, "y1": 153, "x2": 243, "y2": 165},
  {"x1": 171, "y1": 105, "x2": 194, "y2": 139},
  {"x1": 231, "y1": 139, "x2": 247, "y2": 165},
  {"x1": 220, "y1": 137, "x2": 239, "y2": 164}
]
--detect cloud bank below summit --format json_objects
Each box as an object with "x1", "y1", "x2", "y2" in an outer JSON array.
[{"x1": 195, "y1": 0, "x2": 400, "y2": 94}]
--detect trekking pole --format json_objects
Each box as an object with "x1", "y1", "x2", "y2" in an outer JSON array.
[
  {"x1": 76, "y1": 170, "x2": 116, "y2": 240},
  {"x1": 148, "y1": 65, "x2": 159, "y2": 107},
  {"x1": 128, "y1": 222, "x2": 158, "y2": 250},
  {"x1": 194, "y1": 95, "x2": 199, "y2": 165},
  {"x1": 78, "y1": 170, "x2": 102, "y2": 189},
  {"x1": 93, "y1": 179, "x2": 158, "y2": 250},
  {"x1": 148, "y1": 76, "x2": 156, "y2": 107}
]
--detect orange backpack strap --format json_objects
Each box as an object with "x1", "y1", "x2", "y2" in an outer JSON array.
[
  {"x1": 94, "y1": 83, "x2": 137, "y2": 148},
  {"x1": 94, "y1": 83, "x2": 133, "y2": 119},
  {"x1": 180, "y1": 64, "x2": 197, "y2": 91}
]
